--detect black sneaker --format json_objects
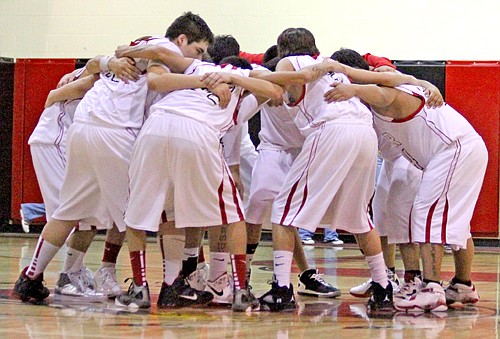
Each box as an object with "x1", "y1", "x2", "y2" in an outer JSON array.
[
  {"x1": 259, "y1": 279, "x2": 296, "y2": 312},
  {"x1": 115, "y1": 279, "x2": 151, "y2": 309},
  {"x1": 13, "y1": 266, "x2": 50, "y2": 302},
  {"x1": 232, "y1": 286, "x2": 260, "y2": 312},
  {"x1": 297, "y1": 268, "x2": 341, "y2": 298},
  {"x1": 366, "y1": 281, "x2": 395, "y2": 316},
  {"x1": 157, "y1": 276, "x2": 213, "y2": 308}
]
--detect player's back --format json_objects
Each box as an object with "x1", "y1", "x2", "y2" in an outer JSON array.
[
  {"x1": 373, "y1": 84, "x2": 481, "y2": 168},
  {"x1": 150, "y1": 61, "x2": 249, "y2": 138},
  {"x1": 285, "y1": 55, "x2": 372, "y2": 136},
  {"x1": 75, "y1": 36, "x2": 182, "y2": 129}
]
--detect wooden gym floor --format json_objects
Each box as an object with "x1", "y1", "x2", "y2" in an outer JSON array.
[{"x1": 0, "y1": 234, "x2": 498, "y2": 338}]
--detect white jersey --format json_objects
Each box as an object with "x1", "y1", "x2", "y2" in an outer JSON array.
[
  {"x1": 28, "y1": 100, "x2": 80, "y2": 147},
  {"x1": 373, "y1": 84, "x2": 481, "y2": 170},
  {"x1": 285, "y1": 55, "x2": 373, "y2": 136},
  {"x1": 258, "y1": 104, "x2": 304, "y2": 151},
  {"x1": 149, "y1": 60, "x2": 250, "y2": 138},
  {"x1": 74, "y1": 36, "x2": 182, "y2": 129}
]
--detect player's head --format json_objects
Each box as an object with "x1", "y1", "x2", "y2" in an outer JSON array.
[
  {"x1": 207, "y1": 35, "x2": 240, "y2": 65},
  {"x1": 330, "y1": 48, "x2": 369, "y2": 70},
  {"x1": 277, "y1": 28, "x2": 319, "y2": 58},
  {"x1": 263, "y1": 56, "x2": 280, "y2": 72},
  {"x1": 165, "y1": 12, "x2": 214, "y2": 60},
  {"x1": 263, "y1": 45, "x2": 278, "y2": 64},
  {"x1": 219, "y1": 56, "x2": 252, "y2": 70}
]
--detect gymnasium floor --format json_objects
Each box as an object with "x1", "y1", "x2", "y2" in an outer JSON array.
[{"x1": 0, "y1": 234, "x2": 498, "y2": 338}]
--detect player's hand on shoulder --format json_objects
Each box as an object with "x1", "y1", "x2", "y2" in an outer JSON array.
[
  {"x1": 324, "y1": 82, "x2": 355, "y2": 103},
  {"x1": 109, "y1": 57, "x2": 141, "y2": 83},
  {"x1": 210, "y1": 83, "x2": 231, "y2": 109},
  {"x1": 425, "y1": 87, "x2": 444, "y2": 108},
  {"x1": 373, "y1": 65, "x2": 397, "y2": 73}
]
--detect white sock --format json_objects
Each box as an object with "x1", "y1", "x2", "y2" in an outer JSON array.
[
  {"x1": 366, "y1": 253, "x2": 389, "y2": 288},
  {"x1": 208, "y1": 252, "x2": 229, "y2": 281},
  {"x1": 273, "y1": 250, "x2": 293, "y2": 287},
  {"x1": 26, "y1": 237, "x2": 60, "y2": 278},
  {"x1": 62, "y1": 247, "x2": 85, "y2": 273},
  {"x1": 159, "y1": 234, "x2": 184, "y2": 285},
  {"x1": 183, "y1": 247, "x2": 200, "y2": 259}
]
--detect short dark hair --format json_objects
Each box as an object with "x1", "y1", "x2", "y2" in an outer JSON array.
[
  {"x1": 165, "y1": 12, "x2": 214, "y2": 45},
  {"x1": 330, "y1": 48, "x2": 369, "y2": 70},
  {"x1": 277, "y1": 28, "x2": 319, "y2": 58},
  {"x1": 263, "y1": 45, "x2": 278, "y2": 64},
  {"x1": 219, "y1": 56, "x2": 252, "y2": 70},
  {"x1": 207, "y1": 35, "x2": 240, "y2": 65},
  {"x1": 262, "y1": 56, "x2": 281, "y2": 72}
]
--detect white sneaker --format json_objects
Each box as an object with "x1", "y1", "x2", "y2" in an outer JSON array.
[
  {"x1": 394, "y1": 282, "x2": 448, "y2": 312},
  {"x1": 205, "y1": 272, "x2": 233, "y2": 304},
  {"x1": 350, "y1": 278, "x2": 373, "y2": 298},
  {"x1": 94, "y1": 266, "x2": 122, "y2": 298},
  {"x1": 350, "y1": 269, "x2": 399, "y2": 298},
  {"x1": 186, "y1": 263, "x2": 209, "y2": 291},
  {"x1": 394, "y1": 277, "x2": 423, "y2": 300},
  {"x1": 55, "y1": 267, "x2": 97, "y2": 296},
  {"x1": 20, "y1": 208, "x2": 30, "y2": 233},
  {"x1": 445, "y1": 281, "x2": 479, "y2": 305},
  {"x1": 301, "y1": 238, "x2": 315, "y2": 245}
]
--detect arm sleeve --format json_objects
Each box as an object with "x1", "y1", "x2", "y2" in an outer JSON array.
[
  {"x1": 363, "y1": 53, "x2": 397, "y2": 70},
  {"x1": 239, "y1": 51, "x2": 264, "y2": 65}
]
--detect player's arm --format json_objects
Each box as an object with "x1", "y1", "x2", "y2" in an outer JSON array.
[
  {"x1": 85, "y1": 55, "x2": 141, "y2": 83},
  {"x1": 45, "y1": 74, "x2": 99, "y2": 108},
  {"x1": 223, "y1": 73, "x2": 283, "y2": 100},
  {"x1": 251, "y1": 58, "x2": 343, "y2": 87},
  {"x1": 115, "y1": 44, "x2": 194, "y2": 74},
  {"x1": 323, "y1": 82, "x2": 397, "y2": 108}
]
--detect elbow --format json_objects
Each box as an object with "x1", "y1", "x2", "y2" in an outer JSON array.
[{"x1": 270, "y1": 85, "x2": 284, "y2": 100}]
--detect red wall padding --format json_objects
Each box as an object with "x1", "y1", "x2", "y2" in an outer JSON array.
[
  {"x1": 446, "y1": 61, "x2": 500, "y2": 237},
  {"x1": 11, "y1": 59, "x2": 77, "y2": 221}
]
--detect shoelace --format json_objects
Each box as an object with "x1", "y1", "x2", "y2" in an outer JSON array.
[{"x1": 310, "y1": 273, "x2": 329, "y2": 286}]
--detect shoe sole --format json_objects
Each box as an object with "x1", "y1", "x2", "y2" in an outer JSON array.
[
  {"x1": 446, "y1": 297, "x2": 479, "y2": 305},
  {"x1": 350, "y1": 291, "x2": 372, "y2": 298},
  {"x1": 394, "y1": 302, "x2": 448, "y2": 312},
  {"x1": 298, "y1": 290, "x2": 341, "y2": 298}
]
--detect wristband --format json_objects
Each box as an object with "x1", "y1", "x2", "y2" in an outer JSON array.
[{"x1": 99, "y1": 55, "x2": 113, "y2": 72}]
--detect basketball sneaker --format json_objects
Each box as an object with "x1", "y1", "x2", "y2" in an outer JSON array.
[
  {"x1": 259, "y1": 277, "x2": 296, "y2": 312},
  {"x1": 115, "y1": 279, "x2": 151, "y2": 309},
  {"x1": 157, "y1": 276, "x2": 213, "y2": 308},
  {"x1": 205, "y1": 272, "x2": 233, "y2": 304},
  {"x1": 350, "y1": 269, "x2": 400, "y2": 298},
  {"x1": 394, "y1": 277, "x2": 423, "y2": 300},
  {"x1": 54, "y1": 267, "x2": 97, "y2": 296},
  {"x1": 445, "y1": 279, "x2": 479, "y2": 305},
  {"x1": 297, "y1": 268, "x2": 341, "y2": 298},
  {"x1": 94, "y1": 266, "x2": 122, "y2": 298},
  {"x1": 232, "y1": 287, "x2": 260, "y2": 312},
  {"x1": 366, "y1": 281, "x2": 395, "y2": 315},
  {"x1": 186, "y1": 263, "x2": 209, "y2": 291},
  {"x1": 13, "y1": 267, "x2": 50, "y2": 302},
  {"x1": 394, "y1": 282, "x2": 448, "y2": 312}
]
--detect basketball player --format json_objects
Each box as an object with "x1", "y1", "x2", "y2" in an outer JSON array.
[
  {"x1": 250, "y1": 28, "x2": 426, "y2": 313},
  {"x1": 112, "y1": 42, "x2": 283, "y2": 311},
  {"x1": 323, "y1": 63, "x2": 486, "y2": 312},
  {"x1": 12, "y1": 12, "x2": 214, "y2": 303}
]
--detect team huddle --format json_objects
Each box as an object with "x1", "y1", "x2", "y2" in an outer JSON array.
[{"x1": 12, "y1": 12, "x2": 486, "y2": 315}]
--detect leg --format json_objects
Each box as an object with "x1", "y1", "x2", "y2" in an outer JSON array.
[
  {"x1": 114, "y1": 226, "x2": 151, "y2": 309},
  {"x1": 294, "y1": 227, "x2": 341, "y2": 298},
  {"x1": 56, "y1": 229, "x2": 97, "y2": 297},
  {"x1": 445, "y1": 237, "x2": 479, "y2": 304},
  {"x1": 13, "y1": 218, "x2": 77, "y2": 301},
  {"x1": 259, "y1": 223, "x2": 296, "y2": 312}
]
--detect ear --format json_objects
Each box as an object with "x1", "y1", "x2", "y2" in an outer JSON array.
[{"x1": 177, "y1": 34, "x2": 188, "y2": 45}]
